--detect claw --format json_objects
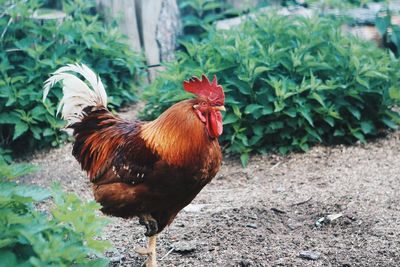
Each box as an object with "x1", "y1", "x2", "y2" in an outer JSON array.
[
  {"x1": 135, "y1": 235, "x2": 158, "y2": 267},
  {"x1": 135, "y1": 246, "x2": 151, "y2": 256}
]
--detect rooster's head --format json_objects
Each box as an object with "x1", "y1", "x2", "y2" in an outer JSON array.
[{"x1": 183, "y1": 75, "x2": 225, "y2": 139}]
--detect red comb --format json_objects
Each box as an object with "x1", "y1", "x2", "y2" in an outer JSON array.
[{"x1": 183, "y1": 74, "x2": 224, "y2": 104}]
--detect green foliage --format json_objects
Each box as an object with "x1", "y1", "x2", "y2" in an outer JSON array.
[
  {"x1": 141, "y1": 14, "x2": 400, "y2": 165},
  {"x1": 0, "y1": 162, "x2": 111, "y2": 267},
  {"x1": 179, "y1": 0, "x2": 238, "y2": 41},
  {"x1": 287, "y1": 0, "x2": 385, "y2": 8},
  {"x1": 0, "y1": 162, "x2": 38, "y2": 180},
  {"x1": 375, "y1": 6, "x2": 400, "y2": 56},
  {"x1": 0, "y1": 0, "x2": 145, "y2": 157}
]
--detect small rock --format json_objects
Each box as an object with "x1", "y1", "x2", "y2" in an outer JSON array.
[
  {"x1": 299, "y1": 250, "x2": 320, "y2": 261},
  {"x1": 248, "y1": 214, "x2": 258, "y2": 220},
  {"x1": 315, "y1": 217, "x2": 325, "y2": 227},
  {"x1": 287, "y1": 222, "x2": 302, "y2": 230},
  {"x1": 273, "y1": 186, "x2": 285, "y2": 193},
  {"x1": 110, "y1": 255, "x2": 124, "y2": 263},
  {"x1": 246, "y1": 223, "x2": 257, "y2": 229},
  {"x1": 316, "y1": 213, "x2": 343, "y2": 227},
  {"x1": 239, "y1": 259, "x2": 251, "y2": 267},
  {"x1": 172, "y1": 241, "x2": 196, "y2": 254},
  {"x1": 183, "y1": 204, "x2": 205, "y2": 213}
]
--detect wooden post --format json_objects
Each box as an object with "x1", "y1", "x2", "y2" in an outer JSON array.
[
  {"x1": 96, "y1": 0, "x2": 141, "y2": 52},
  {"x1": 96, "y1": 0, "x2": 181, "y2": 81}
]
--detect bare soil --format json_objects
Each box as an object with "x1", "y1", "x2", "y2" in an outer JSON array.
[{"x1": 19, "y1": 104, "x2": 400, "y2": 267}]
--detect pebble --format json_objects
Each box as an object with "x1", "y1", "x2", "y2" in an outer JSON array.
[
  {"x1": 287, "y1": 222, "x2": 302, "y2": 230},
  {"x1": 299, "y1": 250, "x2": 320, "y2": 260},
  {"x1": 172, "y1": 241, "x2": 197, "y2": 254},
  {"x1": 110, "y1": 255, "x2": 124, "y2": 263},
  {"x1": 246, "y1": 223, "x2": 258, "y2": 229},
  {"x1": 183, "y1": 204, "x2": 206, "y2": 213}
]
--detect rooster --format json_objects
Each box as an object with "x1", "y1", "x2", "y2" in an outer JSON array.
[{"x1": 43, "y1": 64, "x2": 225, "y2": 267}]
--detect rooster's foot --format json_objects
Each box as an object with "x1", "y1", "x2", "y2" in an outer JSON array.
[
  {"x1": 135, "y1": 235, "x2": 158, "y2": 267},
  {"x1": 135, "y1": 246, "x2": 151, "y2": 256}
]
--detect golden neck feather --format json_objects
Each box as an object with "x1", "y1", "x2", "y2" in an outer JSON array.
[{"x1": 140, "y1": 100, "x2": 211, "y2": 166}]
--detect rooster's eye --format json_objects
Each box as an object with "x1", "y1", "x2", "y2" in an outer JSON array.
[{"x1": 200, "y1": 102, "x2": 207, "y2": 106}]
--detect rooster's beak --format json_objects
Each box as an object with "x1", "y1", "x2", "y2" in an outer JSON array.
[{"x1": 214, "y1": 106, "x2": 226, "y2": 112}]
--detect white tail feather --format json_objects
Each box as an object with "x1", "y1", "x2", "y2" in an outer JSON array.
[{"x1": 43, "y1": 63, "x2": 107, "y2": 125}]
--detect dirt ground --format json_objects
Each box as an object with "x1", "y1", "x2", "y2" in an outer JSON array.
[{"x1": 19, "y1": 104, "x2": 400, "y2": 267}]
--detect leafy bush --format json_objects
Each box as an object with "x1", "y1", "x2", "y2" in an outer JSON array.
[
  {"x1": 0, "y1": 0, "x2": 145, "y2": 156},
  {"x1": 0, "y1": 162, "x2": 111, "y2": 266},
  {"x1": 179, "y1": 0, "x2": 238, "y2": 41},
  {"x1": 286, "y1": 0, "x2": 385, "y2": 8},
  {"x1": 141, "y1": 14, "x2": 400, "y2": 165},
  {"x1": 375, "y1": 6, "x2": 400, "y2": 56}
]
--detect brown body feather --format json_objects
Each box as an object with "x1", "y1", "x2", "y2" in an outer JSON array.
[{"x1": 70, "y1": 99, "x2": 222, "y2": 233}]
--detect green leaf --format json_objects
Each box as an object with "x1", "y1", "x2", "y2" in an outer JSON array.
[
  {"x1": 223, "y1": 114, "x2": 238, "y2": 125},
  {"x1": 0, "y1": 163, "x2": 38, "y2": 180},
  {"x1": 12, "y1": 183, "x2": 51, "y2": 201},
  {"x1": 232, "y1": 105, "x2": 242, "y2": 118},
  {"x1": 278, "y1": 146, "x2": 289, "y2": 155},
  {"x1": 240, "y1": 153, "x2": 249, "y2": 167},
  {"x1": 389, "y1": 86, "x2": 400, "y2": 100},
  {"x1": 284, "y1": 108, "x2": 296, "y2": 118},
  {"x1": 261, "y1": 105, "x2": 274, "y2": 115},
  {"x1": 323, "y1": 116, "x2": 335, "y2": 127},
  {"x1": 360, "y1": 121, "x2": 375, "y2": 134},
  {"x1": 347, "y1": 106, "x2": 361, "y2": 120},
  {"x1": 43, "y1": 128, "x2": 54, "y2": 137},
  {"x1": 13, "y1": 122, "x2": 29, "y2": 140},
  {"x1": 0, "y1": 250, "x2": 17, "y2": 267},
  {"x1": 299, "y1": 109, "x2": 314, "y2": 126},
  {"x1": 352, "y1": 131, "x2": 365, "y2": 143},
  {"x1": 334, "y1": 129, "x2": 345, "y2": 136},
  {"x1": 309, "y1": 92, "x2": 325, "y2": 107},
  {"x1": 244, "y1": 104, "x2": 263, "y2": 114},
  {"x1": 382, "y1": 117, "x2": 398, "y2": 129},
  {"x1": 0, "y1": 112, "x2": 19, "y2": 124},
  {"x1": 356, "y1": 76, "x2": 369, "y2": 88},
  {"x1": 253, "y1": 66, "x2": 271, "y2": 77}
]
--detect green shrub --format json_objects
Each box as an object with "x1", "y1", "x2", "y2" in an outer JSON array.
[
  {"x1": 0, "y1": 0, "x2": 145, "y2": 156},
  {"x1": 179, "y1": 0, "x2": 238, "y2": 42},
  {"x1": 141, "y1": 14, "x2": 400, "y2": 165},
  {"x1": 375, "y1": 6, "x2": 400, "y2": 56},
  {"x1": 286, "y1": 0, "x2": 385, "y2": 8},
  {"x1": 0, "y1": 162, "x2": 111, "y2": 266}
]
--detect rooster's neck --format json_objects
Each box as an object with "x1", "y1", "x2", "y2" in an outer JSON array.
[{"x1": 140, "y1": 100, "x2": 215, "y2": 167}]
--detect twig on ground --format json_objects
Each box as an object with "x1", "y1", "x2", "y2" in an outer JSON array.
[
  {"x1": 160, "y1": 248, "x2": 175, "y2": 261},
  {"x1": 271, "y1": 207, "x2": 286, "y2": 214},
  {"x1": 270, "y1": 162, "x2": 281, "y2": 170},
  {"x1": 291, "y1": 197, "x2": 313, "y2": 206}
]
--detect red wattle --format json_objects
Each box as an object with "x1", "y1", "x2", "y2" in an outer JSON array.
[{"x1": 208, "y1": 110, "x2": 223, "y2": 138}]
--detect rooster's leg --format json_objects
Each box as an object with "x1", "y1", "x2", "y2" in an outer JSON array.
[
  {"x1": 147, "y1": 235, "x2": 157, "y2": 267},
  {"x1": 135, "y1": 235, "x2": 157, "y2": 267},
  {"x1": 135, "y1": 215, "x2": 159, "y2": 266}
]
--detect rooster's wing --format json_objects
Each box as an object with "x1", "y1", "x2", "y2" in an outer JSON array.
[{"x1": 71, "y1": 107, "x2": 159, "y2": 186}]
